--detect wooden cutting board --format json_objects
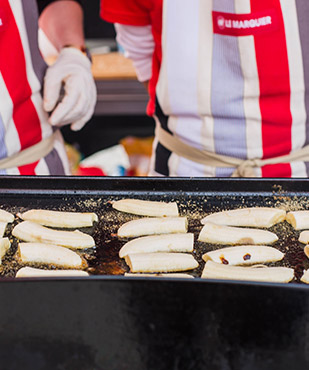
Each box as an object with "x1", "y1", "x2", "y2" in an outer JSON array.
[
  {"x1": 46, "y1": 52, "x2": 137, "y2": 80},
  {"x1": 92, "y1": 52, "x2": 137, "y2": 80}
]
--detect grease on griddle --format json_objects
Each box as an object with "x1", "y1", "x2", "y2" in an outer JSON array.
[{"x1": 0, "y1": 191, "x2": 309, "y2": 282}]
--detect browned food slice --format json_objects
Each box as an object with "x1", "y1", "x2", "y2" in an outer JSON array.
[
  {"x1": 198, "y1": 223, "x2": 278, "y2": 245},
  {"x1": 0, "y1": 237, "x2": 10, "y2": 264},
  {"x1": 201, "y1": 261, "x2": 294, "y2": 283},
  {"x1": 201, "y1": 207, "x2": 286, "y2": 228},
  {"x1": 124, "y1": 273, "x2": 194, "y2": 278},
  {"x1": 17, "y1": 242, "x2": 87, "y2": 269},
  {"x1": 0, "y1": 222, "x2": 7, "y2": 237},
  {"x1": 119, "y1": 233, "x2": 194, "y2": 258},
  {"x1": 286, "y1": 211, "x2": 309, "y2": 230},
  {"x1": 118, "y1": 217, "x2": 188, "y2": 238},
  {"x1": 124, "y1": 252, "x2": 198, "y2": 273},
  {"x1": 18, "y1": 209, "x2": 98, "y2": 228},
  {"x1": 16, "y1": 267, "x2": 89, "y2": 278},
  {"x1": 202, "y1": 245, "x2": 284, "y2": 266},
  {"x1": 0, "y1": 209, "x2": 14, "y2": 223},
  {"x1": 12, "y1": 221, "x2": 95, "y2": 249},
  {"x1": 298, "y1": 231, "x2": 309, "y2": 245},
  {"x1": 112, "y1": 199, "x2": 179, "y2": 217}
]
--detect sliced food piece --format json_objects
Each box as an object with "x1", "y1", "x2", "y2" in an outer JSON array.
[
  {"x1": 112, "y1": 199, "x2": 179, "y2": 217},
  {"x1": 286, "y1": 211, "x2": 309, "y2": 230},
  {"x1": 0, "y1": 209, "x2": 14, "y2": 223},
  {"x1": 124, "y1": 252, "x2": 198, "y2": 273},
  {"x1": 0, "y1": 222, "x2": 7, "y2": 237},
  {"x1": 124, "y1": 273, "x2": 194, "y2": 278},
  {"x1": 202, "y1": 245, "x2": 284, "y2": 266},
  {"x1": 301, "y1": 269, "x2": 309, "y2": 284},
  {"x1": 198, "y1": 223, "x2": 278, "y2": 245},
  {"x1": 18, "y1": 209, "x2": 98, "y2": 228},
  {"x1": 17, "y1": 242, "x2": 86, "y2": 269},
  {"x1": 118, "y1": 217, "x2": 188, "y2": 238},
  {"x1": 298, "y1": 230, "x2": 309, "y2": 245},
  {"x1": 304, "y1": 246, "x2": 309, "y2": 259},
  {"x1": 201, "y1": 207, "x2": 286, "y2": 228},
  {"x1": 119, "y1": 233, "x2": 194, "y2": 258},
  {"x1": 201, "y1": 261, "x2": 294, "y2": 283},
  {"x1": 12, "y1": 221, "x2": 95, "y2": 249},
  {"x1": 16, "y1": 267, "x2": 89, "y2": 278},
  {"x1": 0, "y1": 237, "x2": 10, "y2": 264}
]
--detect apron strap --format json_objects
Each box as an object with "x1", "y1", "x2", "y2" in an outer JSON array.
[
  {"x1": 156, "y1": 122, "x2": 309, "y2": 177},
  {"x1": 0, "y1": 131, "x2": 57, "y2": 170}
]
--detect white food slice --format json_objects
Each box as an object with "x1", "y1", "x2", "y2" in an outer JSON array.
[
  {"x1": 286, "y1": 211, "x2": 309, "y2": 230},
  {"x1": 202, "y1": 245, "x2": 284, "y2": 266},
  {"x1": 18, "y1": 209, "x2": 98, "y2": 228},
  {"x1": 112, "y1": 199, "x2": 179, "y2": 217},
  {"x1": 119, "y1": 233, "x2": 194, "y2": 258},
  {"x1": 124, "y1": 273, "x2": 194, "y2": 278},
  {"x1": 0, "y1": 237, "x2": 10, "y2": 264},
  {"x1": 201, "y1": 207, "x2": 286, "y2": 228},
  {"x1": 124, "y1": 252, "x2": 198, "y2": 273},
  {"x1": 304, "y1": 246, "x2": 309, "y2": 259},
  {"x1": 118, "y1": 217, "x2": 188, "y2": 238},
  {"x1": 0, "y1": 222, "x2": 7, "y2": 237},
  {"x1": 301, "y1": 269, "x2": 309, "y2": 284},
  {"x1": 12, "y1": 221, "x2": 95, "y2": 249},
  {"x1": 298, "y1": 231, "x2": 309, "y2": 245},
  {"x1": 201, "y1": 261, "x2": 294, "y2": 283},
  {"x1": 0, "y1": 209, "x2": 14, "y2": 223},
  {"x1": 17, "y1": 242, "x2": 86, "y2": 268},
  {"x1": 198, "y1": 223, "x2": 278, "y2": 245},
  {"x1": 16, "y1": 267, "x2": 89, "y2": 278}
]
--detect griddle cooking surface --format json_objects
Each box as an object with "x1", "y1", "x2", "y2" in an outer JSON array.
[{"x1": 0, "y1": 176, "x2": 308, "y2": 282}]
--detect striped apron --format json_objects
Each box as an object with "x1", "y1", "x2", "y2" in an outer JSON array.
[
  {"x1": 150, "y1": 0, "x2": 309, "y2": 177},
  {"x1": 0, "y1": 0, "x2": 70, "y2": 175}
]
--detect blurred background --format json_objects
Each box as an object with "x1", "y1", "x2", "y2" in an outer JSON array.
[{"x1": 48, "y1": 1, "x2": 155, "y2": 176}]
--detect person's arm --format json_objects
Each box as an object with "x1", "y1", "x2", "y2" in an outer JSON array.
[
  {"x1": 37, "y1": 0, "x2": 97, "y2": 131},
  {"x1": 38, "y1": 0, "x2": 85, "y2": 51},
  {"x1": 115, "y1": 23, "x2": 154, "y2": 91}
]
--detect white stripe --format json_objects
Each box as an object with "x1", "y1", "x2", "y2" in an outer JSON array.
[
  {"x1": 5, "y1": 167, "x2": 21, "y2": 175},
  {"x1": 235, "y1": 0, "x2": 263, "y2": 160},
  {"x1": 157, "y1": 0, "x2": 200, "y2": 116},
  {"x1": 34, "y1": 159, "x2": 50, "y2": 175},
  {"x1": 0, "y1": 72, "x2": 21, "y2": 157},
  {"x1": 198, "y1": 0, "x2": 215, "y2": 154},
  {"x1": 290, "y1": 161, "x2": 307, "y2": 177},
  {"x1": 280, "y1": 0, "x2": 306, "y2": 151},
  {"x1": 9, "y1": 0, "x2": 52, "y2": 140},
  {"x1": 158, "y1": 0, "x2": 216, "y2": 176},
  {"x1": 167, "y1": 116, "x2": 216, "y2": 176}
]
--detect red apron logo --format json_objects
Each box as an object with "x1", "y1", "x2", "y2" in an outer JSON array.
[
  {"x1": 217, "y1": 16, "x2": 225, "y2": 30},
  {"x1": 213, "y1": 9, "x2": 279, "y2": 37}
]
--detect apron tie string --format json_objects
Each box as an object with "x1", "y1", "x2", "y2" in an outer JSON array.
[
  {"x1": 0, "y1": 131, "x2": 57, "y2": 170},
  {"x1": 156, "y1": 122, "x2": 309, "y2": 177}
]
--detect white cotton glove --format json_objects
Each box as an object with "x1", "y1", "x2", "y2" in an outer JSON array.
[{"x1": 43, "y1": 47, "x2": 97, "y2": 131}]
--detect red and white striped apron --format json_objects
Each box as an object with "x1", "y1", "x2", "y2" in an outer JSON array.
[
  {"x1": 151, "y1": 0, "x2": 309, "y2": 177},
  {"x1": 0, "y1": 0, "x2": 69, "y2": 175}
]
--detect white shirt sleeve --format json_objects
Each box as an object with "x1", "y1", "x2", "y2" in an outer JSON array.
[{"x1": 115, "y1": 23, "x2": 155, "y2": 82}]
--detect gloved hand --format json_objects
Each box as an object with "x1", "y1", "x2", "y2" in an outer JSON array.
[{"x1": 43, "y1": 47, "x2": 97, "y2": 131}]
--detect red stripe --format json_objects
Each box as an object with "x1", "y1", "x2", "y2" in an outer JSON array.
[
  {"x1": 0, "y1": 1, "x2": 42, "y2": 161},
  {"x1": 18, "y1": 161, "x2": 39, "y2": 175},
  {"x1": 261, "y1": 163, "x2": 292, "y2": 178},
  {"x1": 250, "y1": 0, "x2": 292, "y2": 177}
]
